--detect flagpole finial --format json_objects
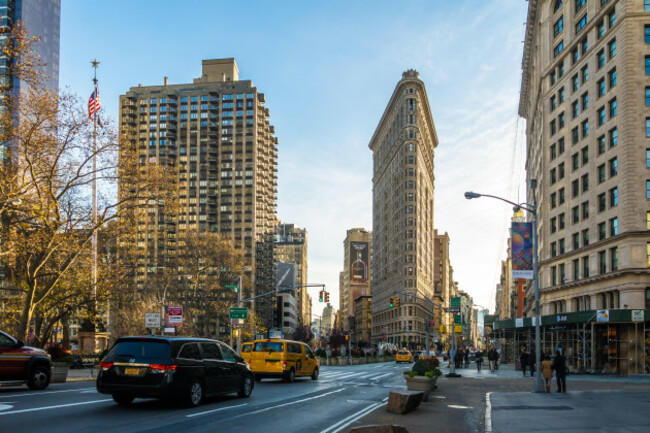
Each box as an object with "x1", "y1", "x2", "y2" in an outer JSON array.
[{"x1": 91, "y1": 59, "x2": 100, "y2": 68}]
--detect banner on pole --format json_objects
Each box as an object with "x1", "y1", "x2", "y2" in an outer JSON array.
[{"x1": 512, "y1": 222, "x2": 534, "y2": 279}]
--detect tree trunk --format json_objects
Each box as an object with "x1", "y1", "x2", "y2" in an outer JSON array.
[{"x1": 62, "y1": 315, "x2": 70, "y2": 350}]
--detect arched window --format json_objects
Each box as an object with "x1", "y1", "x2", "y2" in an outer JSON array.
[{"x1": 554, "y1": 0, "x2": 563, "y2": 13}]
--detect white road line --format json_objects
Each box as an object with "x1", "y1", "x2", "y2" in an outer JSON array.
[
  {"x1": 238, "y1": 388, "x2": 345, "y2": 417},
  {"x1": 186, "y1": 403, "x2": 248, "y2": 418},
  {"x1": 320, "y1": 372, "x2": 350, "y2": 378},
  {"x1": 373, "y1": 364, "x2": 387, "y2": 368},
  {"x1": 371, "y1": 372, "x2": 394, "y2": 380},
  {"x1": 0, "y1": 388, "x2": 94, "y2": 399},
  {"x1": 0, "y1": 399, "x2": 112, "y2": 416},
  {"x1": 485, "y1": 392, "x2": 492, "y2": 432},
  {"x1": 329, "y1": 372, "x2": 364, "y2": 380},
  {"x1": 320, "y1": 401, "x2": 385, "y2": 433}
]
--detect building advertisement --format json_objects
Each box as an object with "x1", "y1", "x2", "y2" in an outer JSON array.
[
  {"x1": 511, "y1": 222, "x2": 533, "y2": 279},
  {"x1": 350, "y1": 242, "x2": 369, "y2": 284}
]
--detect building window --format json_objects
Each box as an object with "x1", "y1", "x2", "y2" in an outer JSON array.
[
  {"x1": 647, "y1": 118, "x2": 650, "y2": 137},
  {"x1": 572, "y1": 153, "x2": 579, "y2": 171},
  {"x1": 551, "y1": 70, "x2": 557, "y2": 85},
  {"x1": 554, "y1": 40, "x2": 564, "y2": 58},
  {"x1": 560, "y1": 239, "x2": 566, "y2": 254},
  {"x1": 555, "y1": 0, "x2": 563, "y2": 13},
  {"x1": 572, "y1": 127, "x2": 579, "y2": 144},
  {"x1": 551, "y1": 95, "x2": 557, "y2": 111},
  {"x1": 583, "y1": 256, "x2": 590, "y2": 277},
  {"x1": 582, "y1": 201, "x2": 589, "y2": 219},
  {"x1": 582, "y1": 229, "x2": 590, "y2": 246},
  {"x1": 598, "y1": 50, "x2": 605, "y2": 69},
  {"x1": 609, "y1": 128, "x2": 618, "y2": 147},
  {"x1": 575, "y1": 15, "x2": 587, "y2": 34},
  {"x1": 572, "y1": 179, "x2": 579, "y2": 197},
  {"x1": 597, "y1": 20, "x2": 605, "y2": 39},
  {"x1": 598, "y1": 193, "x2": 607, "y2": 212},
  {"x1": 560, "y1": 188, "x2": 565, "y2": 204},
  {"x1": 559, "y1": 137, "x2": 565, "y2": 154},
  {"x1": 572, "y1": 206, "x2": 579, "y2": 223},
  {"x1": 646, "y1": 0, "x2": 650, "y2": 12},
  {"x1": 551, "y1": 217, "x2": 558, "y2": 233},
  {"x1": 551, "y1": 242, "x2": 557, "y2": 257},
  {"x1": 647, "y1": 180, "x2": 650, "y2": 199},
  {"x1": 646, "y1": 56, "x2": 650, "y2": 74},
  {"x1": 572, "y1": 74, "x2": 579, "y2": 92},
  {"x1": 559, "y1": 87, "x2": 565, "y2": 103},
  {"x1": 582, "y1": 92, "x2": 589, "y2": 110},
  {"x1": 598, "y1": 107, "x2": 605, "y2": 126},
  {"x1": 581, "y1": 65, "x2": 589, "y2": 83},
  {"x1": 608, "y1": 39, "x2": 616, "y2": 58},
  {"x1": 582, "y1": 174, "x2": 589, "y2": 192},
  {"x1": 559, "y1": 213, "x2": 566, "y2": 230},
  {"x1": 647, "y1": 149, "x2": 650, "y2": 168},
  {"x1": 559, "y1": 112, "x2": 565, "y2": 129},
  {"x1": 608, "y1": 68, "x2": 616, "y2": 88},
  {"x1": 599, "y1": 250, "x2": 607, "y2": 274},
  {"x1": 572, "y1": 101, "x2": 579, "y2": 118},
  {"x1": 610, "y1": 217, "x2": 618, "y2": 236},
  {"x1": 552, "y1": 266, "x2": 557, "y2": 286},
  {"x1": 552, "y1": 193, "x2": 558, "y2": 209},
  {"x1": 608, "y1": 98, "x2": 617, "y2": 118},
  {"x1": 559, "y1": 162, "x2": 565, "y2": 179},
  {"x1": 608, "y1": 10, "x2": 616, "y2": 27},
  {"x1": 610, "y1": 247, "x2": 618, "y2": 271},
  {"x1": 551, "y1": 120, "x2": 557, "y2": 136},
  {"x1": 582, "y1": 119, "x2": 589, "y2": 138},
  {"x1": 609, "y1": 187, "x2": 618, "y2": 207},
  {"x1": 609, "y1": 157, "x2": 617, "y2": 177},
  {"x1": 573, "y1": 233, "x2": 580, "y2": 249},
  {"x1": 598, "y1": 164, "x2": 606, "y2": 183},
  {"x1": 575, "y1": 0, "x2": 586, "y2": 13},
  {"x1": 597, "y1": 78, "x2": 605, "y2": 97},
  {"x1": 554, "y1": 16, "x2": 564, "y2": 37},
  {"x1": 551, "y1": 143, "x2": 557, "y2": 160}
]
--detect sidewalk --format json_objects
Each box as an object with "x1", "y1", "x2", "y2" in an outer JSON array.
[
  {"x1": 341, "y1": 362, "x2": 650, "y2": 433},
  {"x1": 65, "y1": 367, "x2": 97, "y2": 382}
]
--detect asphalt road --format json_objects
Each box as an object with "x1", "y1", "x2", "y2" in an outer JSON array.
[{"x1": 0, "y1": 362, "x2": 408, "y2": 433}]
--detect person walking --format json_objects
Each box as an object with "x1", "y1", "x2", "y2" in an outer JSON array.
[
  {"x1": 475, "y1": 349, "x2": 483, "y2": 372},
  {"x1": 488, "y1": 347, "x2": 498, "y2": 373},
  {"x1": 552, "y1": 349, "x2": 567, "y2": 393},
  {"x1": 463, "y1": 348, "x2": 470, "y2": 368},
  {"x1": 519, "y1": 347, "x2": 529, "y2": 377},
  {"x1": 528, "y1": 348, "x2": 536, "y2": 377},
  {"x1": 541, "y1": 354, "x2": 553, "y2": 393}
]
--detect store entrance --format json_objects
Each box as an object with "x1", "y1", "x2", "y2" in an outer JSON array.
[{"x1": 594, "y1": 324, "x2": 621, "y2": 374}]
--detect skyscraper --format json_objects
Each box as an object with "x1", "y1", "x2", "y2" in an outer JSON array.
[
  {"x1": 369, "y1": 69, "x2": 438, "y2": 348},
  {"x1": 275, "y1": 223, "x2": 310, "y2": 325},
  {"x1": 339, "y1": 228, "x2": 372, "y2": 330},
  {"x1": 119, "y1": 58, "x2": 278, "y2": 329},
  {"x1": 519, "y1": 0, "x2": 650, "y2": 316}
]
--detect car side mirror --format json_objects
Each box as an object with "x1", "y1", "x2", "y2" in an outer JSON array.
[
  {"x1": 236, "y1": 355, "x2": 244, "y2": 363},
  {"x1": 15, "y1": 340, "x2": 25, "y2": 348}
]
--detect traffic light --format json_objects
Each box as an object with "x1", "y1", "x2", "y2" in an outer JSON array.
[
  {"x1": 395, "y1": 297, "x2": 401, "y2": 308},
  {"x1": 319, "y1": 290, "x2": 324, "y2": 302},
  {"x1": 389, "y1": 297, "x2": 394, "y2": 307},
  {"x1": 324, "y1": 291, "x2": 330, "y2": 303}
]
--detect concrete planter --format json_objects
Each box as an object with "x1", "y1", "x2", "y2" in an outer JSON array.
[
  {"x1": 51, "y1": 362, "x2": 69, "y2": 383},
  {"x1": 337, "y1": 357, "x2": 349, "y2": 366},
  {"x1": 403, "y1": 373, "x2": 437, "y2": 401}
]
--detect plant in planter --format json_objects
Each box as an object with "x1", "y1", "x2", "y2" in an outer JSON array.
[
  {"x1": 47, "y1": 344, "x2": 72, "y2": 383},
  {"x1": 403, "y1": 358, "x2": 442, "y2": 401}
]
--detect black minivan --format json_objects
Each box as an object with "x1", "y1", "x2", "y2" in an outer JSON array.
[{"x1": 96, "y1": 336, "x2": 254, "y2": 407}]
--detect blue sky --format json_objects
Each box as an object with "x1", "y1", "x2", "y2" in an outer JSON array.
[{"x1": 60, "y1": 0, "x2": 529, "y2": 318}]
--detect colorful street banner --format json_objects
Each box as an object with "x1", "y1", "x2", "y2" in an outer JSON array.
[{"x1": 511, "y1": 222, "x2": 534, "y2": 279}]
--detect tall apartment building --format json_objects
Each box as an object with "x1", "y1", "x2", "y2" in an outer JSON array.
[
  {"x1": 339, "y1": 228, "x2": 372, "y2": 331},
  {"x1": 433, "y1": 230, "x2": 451, "y2": 330},
  {"x1": 369, "y1": 69, "x2": 438, "y2": 347},
  {"x1": 519, "y1": 0, "x2": 650, "y2": 315},
  {"x1": 275, "y1": 223, "x2": 310, "y2": 325},
  {"x1": 119, "y1": 58, "x2": 278, "y2": 329}
]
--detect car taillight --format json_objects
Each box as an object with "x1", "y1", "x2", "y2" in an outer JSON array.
[
  {"x1": 282, "y1": 360, "x2": 287, "y2": 369},
  {"x1": 99, "y1": 362, "x2": 113, "y2": 371},
  {"x1": 149, "y1": 364, "x2": 177, "y2": 372}
]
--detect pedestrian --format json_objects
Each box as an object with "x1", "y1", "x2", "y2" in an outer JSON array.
[
  {"x1": 475, "y1": 349, "x2": 483, "y2": 372},
  {"x1": 488, "y1": 347, "x2": 498, "y2": 372},
  {"x1": 528, "y1": 349, "x2": 536, "y2": 377},
  {"x1": 463, "y1": 348, "x2": 470, "y2": 368},
  {"x1": 519, "y1": 347, "x2": 529, "y2": 377},
  {"x1": 552, "y1": 349, "x2": 567, "y2": 393},
  {"x1": 541, "y1": 354, "x2": 553, "y2": 393},
  {"x1": 454, "y1": 348, "x2": 463, "y2": 369}
]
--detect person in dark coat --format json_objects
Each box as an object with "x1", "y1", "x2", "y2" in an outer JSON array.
[
  {"x1": 463, "y1": 348, "x2": 470, "y2": 368},
  {"x1": 528, "y1": 349, "x2": 536, "y2": 377},
  {"x1": 520, "y1": 348, "x2": 529, "y2": 376},
  {"x1": 475, "y1": 349, "x2": 484, "y2": 372},
  {"x1": 488, "y1": 347, "x2": 498, "y2": 372},
  {"x1": 552, "y1": 349, "x2": 567, "y2": 392}
]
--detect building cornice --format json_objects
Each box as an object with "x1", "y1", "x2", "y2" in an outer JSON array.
[{"x1": 518, "y1": 0, "x2": 539, "y2": 119}]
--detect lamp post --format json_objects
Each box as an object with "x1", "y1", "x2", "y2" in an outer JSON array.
[{"x1": 464, "y1": 187, "x2": 546, "y2": 393}]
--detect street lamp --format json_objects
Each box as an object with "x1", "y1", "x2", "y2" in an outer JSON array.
[{"x1": 464, "y1": 185, "x2": 546, "y2": 393}]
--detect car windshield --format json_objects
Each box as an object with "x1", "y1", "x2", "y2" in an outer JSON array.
[
  {"x1": 106, "y1": 340, "x2": 171, "y2": 363},
  {"x1": 254, "y1": 342, "x2": 284, "y2": 353}
]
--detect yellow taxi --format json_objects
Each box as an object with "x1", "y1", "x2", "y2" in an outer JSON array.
[
  {"x1": 241, "y1": 342, "x2": 253, "y2": 366},
  {"x1": 249, "y1": 339, "x2": 319, "y2": 383},
  {"x1": 395, "y1": 350, "x2": 413, "y2": 364}
]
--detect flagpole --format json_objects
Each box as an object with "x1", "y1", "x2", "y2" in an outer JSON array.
[{"x1": 91, "y1": 59, "x2": 99, "y2": 328}]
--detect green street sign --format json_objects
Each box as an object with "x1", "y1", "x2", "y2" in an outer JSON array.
[
  {"x1": 224, "y1": 284, "x2": 238, "y2": 291},
  {"x1": 229, "y1": 307, "x2": 248, "y2": 319},
  {"x1": 454, "y1": 314, "x2": 461, "y2": 325},
  {"x1": 451, "y1": 297, "x2": 461, "y2": 307}
]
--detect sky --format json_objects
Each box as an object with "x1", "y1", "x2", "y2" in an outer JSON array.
[{"x1": 60, "y1": 0, "x2": 529, "y2": 319}]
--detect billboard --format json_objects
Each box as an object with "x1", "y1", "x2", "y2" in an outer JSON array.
[
  {"x1": 511, "y1": 222, "x2": 534, "y2": 279},
  {"x1": 350, "y1": 242, "x2": 369, "y2": 284}
]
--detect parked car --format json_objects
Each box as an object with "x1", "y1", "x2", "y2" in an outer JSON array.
[
  {"x1": 96, "y1": 336, "x2": 254, "y2": 407},
  {"x1": 395, "y1": 350, "x2": 413, "y2": 364},
  {"x1": 249, "y1": 339, "x2": 319, "y2": 382},
  {"x1": 0, "y1": 330, "x2": 51, "y2": 390}
]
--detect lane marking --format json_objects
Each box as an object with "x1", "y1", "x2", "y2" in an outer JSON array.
[
  {"x1": 0, "y1": 399, "x2": 112, "y2": 416},
  {"x1": 236, "y1": 388, "x2": 345, "y2": 418},
  {"x1": 0, "y1": 388, "x2": 94, "y2": 399},
  {"x1": 0, "y1": 403, "x2": 14, "y2": 411},
  {"x1": 371, "y1": 372, "x2": 393, "y2": 380},
  {"x1": 186, "y1": 403, "x2": 248, "y2": 418},
  {"x1": 373, "y1": 364, "x2": 387, "y2": 368},
  {"x1": 448, "y1": 404, "x2": 473, "y2": 409},
  {"x1": 320, "y1": 401, "x2": 385, "y2": 433},
  {"x1": 485, "y1": 392, "x2": 493, "y2": 432}
]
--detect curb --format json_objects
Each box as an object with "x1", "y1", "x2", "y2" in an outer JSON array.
[{"x1": 484, "y1": 392, "x2": 492, "y2": 433}]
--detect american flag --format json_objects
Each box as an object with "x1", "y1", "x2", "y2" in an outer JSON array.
[{"x1": 88, "y1": 88, "x2": 101, "y2": 120}]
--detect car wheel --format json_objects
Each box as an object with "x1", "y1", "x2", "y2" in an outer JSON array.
[
  {"x1": 183, "y1": 380, "x2": 204, "y2": 407},
  {"x1": 238, "y1": 374, "x2": 254, "y2": 398},
  {"x1": 112, "y1": 394, "x2": 134, "y2": 406},
  {"x1": 27, "y1": 365, "x2": 50, "y2": 390},
  {"x1": 311, "y1": 367, "x2": 319, "y2": 380},
  {"x1": 284, "y1": 368, "x2": 295, "y2": 383}
]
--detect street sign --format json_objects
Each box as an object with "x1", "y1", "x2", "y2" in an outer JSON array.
[
  {"x1": 269, "y1": 329, "x2": 284, "y2": 339},
  {"x1": 632, "y1": 310, "x2": 645, "y2": 322},
  {"x1": 145, "y1": 312, "x2": 161, "y2": 328},
  {"x1": 164, "y1": 327, "x2": 176, "y2": 334},
  {"x1": 454, "y1": 325, "x2": 463, "y2": 333},
  {"x1": 446, "y1": 307, "x2": 460, "y2": 313},
  {"x1": 454, "y1": 314, "x2": 461, "y2": 325},
  {"x1": 229, "y1": 307, "x2": 249, "y2": 320},
  {"x1": 224, "y1": 284, "x2": 238, "y2": 290},
  {"x1": 165, "y1": 306, "x2": 183, "y2": 327},
  {"x1": 450, "y1": 297, "x2": 461, "y2": 307},
  {"x1": 428, "y1": 320, "x2": 435, "y2": 329},
  {"x1": 597, "y1": 309, "x2": 610, "y2": 322}
]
